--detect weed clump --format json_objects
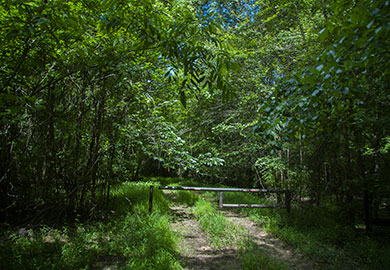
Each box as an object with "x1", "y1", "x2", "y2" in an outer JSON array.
[{"x1": 193, "y1": 198, "x2": 229, "y2": 248}]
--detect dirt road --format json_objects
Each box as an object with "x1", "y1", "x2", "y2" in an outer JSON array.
[{"x1": 169, "y1": 205, "x2": 314, "y2": 270}]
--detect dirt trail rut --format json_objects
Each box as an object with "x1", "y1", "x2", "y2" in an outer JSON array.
[
  {"x1": 170, "y1": 204, "x2": 314, "y2": 270},
  {"x1": 170, "y1": 206, "x2": 242, "y2": 270},
  {"x1": 223, "y1": 210, "x2": 313, "y2": 270}
]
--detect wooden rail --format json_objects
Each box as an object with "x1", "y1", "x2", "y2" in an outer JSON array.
[{"x1": 149, "y1": 186, "x2": 291, "y2": 213}]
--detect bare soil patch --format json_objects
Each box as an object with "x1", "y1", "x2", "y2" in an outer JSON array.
[{"x1": 222, "y1": 210, "x2": 314, "y2": 270}]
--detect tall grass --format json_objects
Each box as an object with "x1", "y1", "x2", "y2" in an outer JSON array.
[
  {"x1": 193, "y1": 198, "x2": 232, "y2": 248},
  {"x1": 265, "y1": 208, "x2": 390, "y2": 270},
  {"x1": 0, "y1": 180, "x2": 182, "y2": 270}
]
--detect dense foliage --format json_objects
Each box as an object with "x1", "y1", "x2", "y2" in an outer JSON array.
[
  {"x1": 1, "y1": 0, "x2": 389, "y2": 231},
  {"x1": 0, "y1": 0, "x2": 230, "y2": 222}
]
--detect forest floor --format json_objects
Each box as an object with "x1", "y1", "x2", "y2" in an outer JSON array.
[
  {"x1": 167, "y1": 191, "x2": 314, "y2": 270},
  {"x1": 2, "y1": 180, "x2": 388, "y2": 270}
]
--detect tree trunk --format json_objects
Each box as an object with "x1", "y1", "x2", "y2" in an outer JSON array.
[{"x1": 79, "y1": 87, "x2": 106, "y2": 212}]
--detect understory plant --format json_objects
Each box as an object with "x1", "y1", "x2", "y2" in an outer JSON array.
[{"x1": 0, "y1": 181, "x2": 182, "y2": 270}]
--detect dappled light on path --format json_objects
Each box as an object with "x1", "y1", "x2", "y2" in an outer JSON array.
[
  {"x1": 170, "y1": 206, "x2": 242, "y2": 270},
  {"x1": 169, "y1": 202, "x2": 314, "y2": 270},
  {"x1": 223, "y1": 210, "x2": 313, "y2": 270}
]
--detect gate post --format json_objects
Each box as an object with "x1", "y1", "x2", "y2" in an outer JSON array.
[
  {"x1": 219, "y1": 192, "x2": 224, "y2": 209},
  {"x1": 149, "y1": 186, "x2": 154, "y2": 214}
]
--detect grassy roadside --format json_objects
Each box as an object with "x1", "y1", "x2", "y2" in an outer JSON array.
[
  {"x1": 0, "y1": 180, "x2": 182, "y2": 270},
  {"x1": 3, "y1": 177, "x2": 388, "y2": 270},
  {"x1": 222, "y1": 192, "x2": 390, "y2": 270},
  {"x1": 161, "y1": 177, "x2": 390, "y2": 270},
  {"x1": 263, "y1": 209, "x2": 390, "y2": 270}
]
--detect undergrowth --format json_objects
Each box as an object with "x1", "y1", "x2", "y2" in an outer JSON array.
[
  {"x1": 7, "y1": 177, "x2": 387, "y2": 270},
  {"x1": 264, "y1": 208, "x2": 390, "y2": 270},
  {"x1": 223, "y1": 191, "x2": 390, "y2": 270},
  {"x1": 0, "y1": 180, "x2": 182, "y2": 270},
  {"x1": 170, "y1": 179, "x2": 390, "y2": 270}
]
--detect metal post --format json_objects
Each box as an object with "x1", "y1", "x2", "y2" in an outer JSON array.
[
  {"x1": 219, "y1": 192, "x2": 224, "y2": 209},
  {"x1": 149, "y1": 186, "x2": 154, "y2": 214}
]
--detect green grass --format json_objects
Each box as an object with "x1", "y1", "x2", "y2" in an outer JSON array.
[
  {"x1": 218, "y1": 191, "x2": 390, "y2": 270},
  {"x1": 264, "y1": 208, "x2": 390, "y2": 270},
  {"x1": 240, "y1": 242, "x2": 288, "y2": 270},
  {"x1": 173, "y1": 182, "x2": 390, "y2": 270},
  {"x1": 171, "y1": 190, "x2": 199, "y2": 206},
  {"x1": 0, "y1": 180, "x2": 182, "y2": 270},
  {"x1": 192, "y1": 198, "x2": 288, "y2": 270},
  {"x1": 193, "y1": 198, "x2": 232, "y2": 248},
  {"x1": 108, "y1": 180, "x2": 171, "y2": 214},
  {"x1": 6, "y1": 177, "x2": 387, "y2": 270}
]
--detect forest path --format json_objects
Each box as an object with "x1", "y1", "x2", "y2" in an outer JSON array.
[
  {"x1": 166, "y1": 191, "x2": 314, "y2": 270},
  {"x1": 170, "y1": 205, "x2": 242, "y2": 270},
  {"x1": 222, "y1": 210, "x2": 314, "y2": 270}
]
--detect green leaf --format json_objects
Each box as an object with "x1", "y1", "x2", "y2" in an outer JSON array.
[
  {"x1": 316, "y1": 64, "x2": 324, "y2": 72},
  {"x1": 319, "y1": 28, "x2": 327, "y2": 39},
  {"x1": 375, "y1": 26, "x2": 382, "y2": 35},
  {"x1": 367, "y1": 20, "x2": 375, "y2": 29},
  {"x1": 370, "y1": 8, "x2": 380, "y2": 16},
  {"x1": 312, "y1": 89, "x2": 320, "y2": 96},
  {"x1": 36, "y1": 17, "x2": 49, "y2": 26}
]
